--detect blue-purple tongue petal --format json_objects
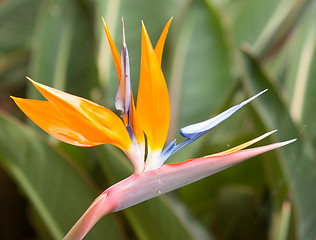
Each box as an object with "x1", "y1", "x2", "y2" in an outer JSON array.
[
  {"x1": 157, "y1": 140, "x2": 177, "y2": 165},
  {"x1": 180, "y1": 89, "x2": 268, "y2": 138},
  {"x1": 115, "y1": 19, "x2": 131, "y2": 117}
]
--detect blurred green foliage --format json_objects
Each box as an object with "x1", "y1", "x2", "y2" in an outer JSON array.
[{"x1": 0, "y1": 0, "x2": 315, "y2": 239}]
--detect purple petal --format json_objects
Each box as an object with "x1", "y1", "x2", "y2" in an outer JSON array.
[
  {"x1": 115, "y1": 20, "x2": 131, "y2": 117},
  {"x1": 157, "y1": 140, "x2": 177, "y2": 165}
]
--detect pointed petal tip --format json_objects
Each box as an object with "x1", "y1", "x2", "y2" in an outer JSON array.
[
  {"x1": 206, "y1": 130, "x2": 281, "y2": 158},
  {"x1": 267, "y1": 138, "x2": 297, "y2": 151},
  {"x1": 266, "y1": 129, "x2": 277, "y2": 135},
  {"x1": 165, "y1": 17, "x2": 173, "y2": 26},
  {"x1": 26, "y1": 76, "x2": 39, "y2": 87},
  {"x1": 121, "y1": 17, "x2": 126, "y2": 47},
  {"x1": 10, "y1": 96, "x2": 23, "y2": 104},
  {"x1": 281, "y1": 138, "x2": 297, "y2": 146},
  {"x1": 141, "y1": 21, "x2": 146, "y2": 31},
  {"x1": 102, "y1": 18, "x2": 110, "y2": 34},
  {"x1": 241, "y1": 89, "x2": 268, "y2": 106},
  {"x1": 141, "y1": 20, "x2": 148, "y2": 33},
  {"x1": 101, "y1": 17, "x2": 106, "y2": 25},
  {"x1": 252, "y1": 129, "x2": 277, "y2": 140},
  {"x1": 166, "y1": 17, "x2": 173, "y2": 27},
  {"x1": 10, "y1": 96, "x2": 21, "y2": 105},
  {"x1": 179, "y1": 90, "x2": 270, "y2": 139},
  {"x1": 102, "y1": 17, "x2": 122, "y2": 82},
  {"x1": 154, "y1": 17, "x2": 173, "y2": 65},
  {"x1": 26, "y1": 76, "x2": 33, "y2": 82}
]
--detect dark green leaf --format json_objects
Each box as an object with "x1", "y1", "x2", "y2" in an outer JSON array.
[{"x1": 0, "y1": 111, "x2": 123, "y2": 239}]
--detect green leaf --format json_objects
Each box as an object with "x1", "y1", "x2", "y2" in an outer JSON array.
[
  {"x1": 0, "y1": 0, "x2": 42, "y2": 88},
  {"x1": 270, "y1": 198, "x2": 292, "y2": 240},
  {"x1": 28, "y1": 0, "x2": 98, "y2": 100},
  {"x1": 210, "y1": 185, "x2": 269, "y2": 240},
  {"x1": 254, "y1": 0, "x2": 313, "y2": 60},
  {"x1": 231, "y1": 0, "x2": 290, "y2": 46},
  {"x1": 0, "y1": 112, "x2": 123, "y2": 239},
  {"x1": 240, "y1": 47, "x2": 316, "y2": 240},
  {"x1": 0, "y1": 0, "x2": 40, "y2": 56},
  {"x1": 275, "y1": 1, "x2": 316, "y2": 145},
  {"x1": 168, "y1": 0, "x2": 235, "y2": 137}
]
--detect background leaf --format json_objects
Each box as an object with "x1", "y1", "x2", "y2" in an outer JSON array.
[
  {"x1": 0, "y1": 112, "x2": 123, "y2": 239},
  {"x1": 240, "y1": 47, "x2": 316, "y2": 240},
  {"x1": 28, "y1": 0, "x2": 98, "y2": 99},
  {"x1": 0, "y1": 0, "x2": 315, "y2": 239}
]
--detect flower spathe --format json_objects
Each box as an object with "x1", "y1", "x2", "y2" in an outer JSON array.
[{"x1": 12, "y1": 18, "x2": 295, "y2": 240}]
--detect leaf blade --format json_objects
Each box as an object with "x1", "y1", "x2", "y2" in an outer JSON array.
[{"x1": 0, "y1": 111, "x2": 123, "y2": 239}]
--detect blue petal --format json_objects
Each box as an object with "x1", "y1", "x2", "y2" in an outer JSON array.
[
  {"x1": 170, "y1": 132, "x2": 204, "y2": 156},
  {"x1": 180, "y1": 89, "x2": 267, "y2": 138},
  {"x1": 157, "y1": 140, "x2": 177, "y2": 166},
  {"x1": 169, "y1": 90, "x2": 268, "y2": 157},
  {"x1": 126, "y1": 125, "x2": 136, "y2": 143}
]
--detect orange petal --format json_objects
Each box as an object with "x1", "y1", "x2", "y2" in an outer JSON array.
[
  {"x1": 129, "y1": 97, "x2": 145, "y2": 145},
  {"x1": 207, "y1": 130, "x2": 278, "y2": 157},
  {"x1": 136, "y1": 22, "x2": 170, "y2": 151},
  {"x1": 132, "y1": 18, "x2": 172, "y2": 148},
  {"x1": 154, "y1": 17, "x2": 173, "y2": 66},
  {"x1": 102, "y1": 17, "x2": 121, "y2": 81},
  {"x1": 25, "y1": 78, "x2": 131, "y2": 150},
  {"x1": 12, "y1": 97, "x2": 94, "y2": 146}
]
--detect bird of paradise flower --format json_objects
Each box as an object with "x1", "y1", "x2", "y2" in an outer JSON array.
[{"x1": 12, "y1": 18, "x2": 295, "y2": 240}]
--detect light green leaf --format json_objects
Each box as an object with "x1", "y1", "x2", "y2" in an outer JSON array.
[
  {"x1": 168, "y1": 0, "x2": 235, "y2": 136},
  {"x1": 232, "y1": 0, "x2": 294, "y2": 47},
  {"x1": 254, "y1": 0, "x2": 313, "y2": 60}
]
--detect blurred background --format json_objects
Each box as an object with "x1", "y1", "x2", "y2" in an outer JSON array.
[{"x1": 0, "y1": 0, "x2": 315, "y2": 239}]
